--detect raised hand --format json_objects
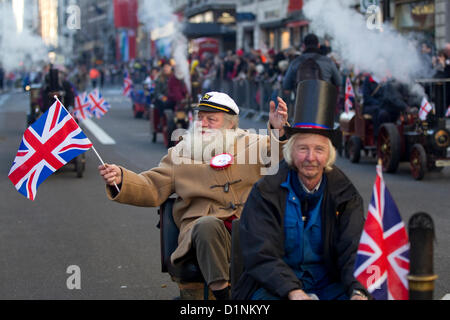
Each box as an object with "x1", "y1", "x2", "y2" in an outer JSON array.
[{"x1": 269, "y1": 96, "x2": 288, "y2": 137}]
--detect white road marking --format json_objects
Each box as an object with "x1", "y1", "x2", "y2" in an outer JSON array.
[
  {"x1": 441, "y1": 293, "x2": 450, "y2": 300},
  {"x1": 80, "y1": 118, "x2": 116, "y2": 145},
  {"x1": 0, "y1": 93, "x2": 11, "y2": 107}
]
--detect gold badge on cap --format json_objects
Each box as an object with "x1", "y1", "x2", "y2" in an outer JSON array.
[{"x1": 202, "y1": 93, "x2": 212, "y2": 100}]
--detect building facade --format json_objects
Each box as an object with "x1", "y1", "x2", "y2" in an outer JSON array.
[
  {"x1": 181, "y1": 0, "x2": 238, "y2": 53},
  {"x1": 8, "y1": 0, "x2": 449, "y2": 68},
  {"x1": 236, "y1": 0, "x2": 291, "y2": 52},
  {"x1": 390, "y1": 0, "x2": 450, "y2": 50},
  {"x1": 73, "y1": 0, "x2": 116, "y2": 65}
]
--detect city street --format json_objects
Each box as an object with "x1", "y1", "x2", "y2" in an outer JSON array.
[{"x1": 0, "y1": 87, "x2": 449, "y2": 299}]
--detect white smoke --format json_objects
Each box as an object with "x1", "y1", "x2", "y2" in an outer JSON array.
[
  {"x1": 0, "y1": 1, "x2": 48, "y2": 72},
  {"x1": 303, "y1": 0, "x2": 429, "y2": 87},
  {"x1": 138, "y1": 0, "x2": 191, "y2": 94}
]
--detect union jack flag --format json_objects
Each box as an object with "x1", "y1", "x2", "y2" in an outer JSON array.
[
  {"x1": 353, "y1": 164, "x2": 410, "y2": 300},
  {"x1": 8, "y1": 100, "x2": 93, "y2": 200},
  {"x1": 73, "y1": 92, "x2": 92, "y2": 121},
  {"x1": 123, "y1": 71, "x2": 133, "y2": 98},
  {"x1": 418, "y1": 97, "x2": 432, "y2": 121},
  {"x1": 88, "y1": 89, "x2": 110, "y2": 119},
  {"x1": 344, "y1": 77, "x2": 355, "y2": 113}
]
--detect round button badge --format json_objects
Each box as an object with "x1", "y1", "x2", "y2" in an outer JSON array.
[{"x1": 210, "y1": 153, "x2": 234, "y2": 170}]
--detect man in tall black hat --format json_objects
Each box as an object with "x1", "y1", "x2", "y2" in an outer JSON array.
[{"x1": 233, "y1": 80, "x2": 370, "y2": 300}]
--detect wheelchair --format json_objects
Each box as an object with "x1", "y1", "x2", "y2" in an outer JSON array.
[{"x1": 158, "y1": 198, "x2": 243, "y2": 300}]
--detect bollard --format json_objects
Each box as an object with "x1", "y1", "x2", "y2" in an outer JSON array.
[{"x1": 407, "y1": 212, "x2": 437, "y2": 300}]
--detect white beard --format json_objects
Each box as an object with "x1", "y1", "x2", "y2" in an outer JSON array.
[{"x1": 175, "y1": 122, "x2": 238, "y2": 162}]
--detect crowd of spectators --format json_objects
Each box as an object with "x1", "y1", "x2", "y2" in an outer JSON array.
[{"x1": 2, "y1": 37, "x2": 449, "y2": 120}]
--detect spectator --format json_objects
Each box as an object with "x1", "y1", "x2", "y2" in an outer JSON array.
[
  {"x1": 433, "y1": 50, "x2": 450, "y2": 78},
  {"x1": 167, "y1": 65, "x2": 188, "y2": 111},
  {"x1": 421, "y1": 41, "x2": 433, "y2": 74},
  {"x1": 89, "y1": 67, "x2": 100, "y2": 88},
  {"x1": 154, "y1": 61, "x2": 173, "y2": 114},
  {"x1": 0, "y1": 65, "x2": 4, "y2": 92},
  {"x1": 283, "y1": 33, "x2": 342, "y2": 92},
  {"x1": 319, "y1": 39, "x2": 332, "y2": 56},
  {"x1": 444, "y1": 43, "x2": 450, "y2": 59},
  {"x1": 100, "y1": 66, "x2": 105, "y2": 88}
]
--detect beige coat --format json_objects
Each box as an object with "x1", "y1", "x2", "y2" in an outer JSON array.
[{"x1": 106, "y1": 126, "x2": 286, "y2": 264}]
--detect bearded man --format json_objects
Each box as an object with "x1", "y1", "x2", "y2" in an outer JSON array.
[{"x1": 98, "y1": 91, "x2": 289, "y2": 300}]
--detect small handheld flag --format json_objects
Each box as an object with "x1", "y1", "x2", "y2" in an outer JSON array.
[
  {"x1": 418, "y1": 97, "x2": 432, "y2": 121},
  {"x1": 123, "y1": 71, "x2": 133, "y2": 98},
  {"x1": 88, "y1": 89, "x2": 110, "y2": 119},
  {"x1": 73, "y1": 92, "x2": 92, "y2": 121},
  {"x1": 344, "y1": 77, "x2": 355, "y2": 113},
  {"x1": 8, "y1": 100, "x2": 93, "y2": 200},
  {"x1": 353, "y1": 162, "x2": 410, "y2": 300}
]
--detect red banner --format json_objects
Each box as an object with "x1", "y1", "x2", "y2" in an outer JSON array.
[
  {"x1": 288, "y1": 0, "x2": 303, "y2": 12},
  {"x1": 114, "y1": 0, "x2": 138, "y2": 29}
]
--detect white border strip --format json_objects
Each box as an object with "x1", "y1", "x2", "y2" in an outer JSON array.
[{"x1": 81, "y1": 118, "x2": 116, "y2": 145}]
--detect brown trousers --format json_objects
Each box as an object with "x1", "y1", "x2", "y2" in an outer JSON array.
[{"x1": 191, "y1": 216, "x2": 231, "y2": 285}]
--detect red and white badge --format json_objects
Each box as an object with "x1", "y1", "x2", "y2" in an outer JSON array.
[{"x1": 210, "y1": 153, "x2": 234, "y2": 170}]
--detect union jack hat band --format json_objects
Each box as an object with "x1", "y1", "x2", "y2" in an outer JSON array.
[
  {"x1": 293, "y1": 122, "x2": 331, "y2": 130},
  {"x1": 284, "y1": 123, "x2": 339, "y2": 148}
]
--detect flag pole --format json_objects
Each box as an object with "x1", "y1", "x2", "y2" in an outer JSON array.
[
  {"x1": 91, "y1": 145, "x2": 121, "y2": 193},
  {"x1": 53, "y1": 95, "x2": 121, "y2": 193}
]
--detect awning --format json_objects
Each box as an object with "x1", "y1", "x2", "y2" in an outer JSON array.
[
  {"x1": 286, "y1": 20, "x2": 309, "y2": 28},
  {"x1": 259, "y1": 19, "x2": 286, "y2": 29},
  {"x1": 236, "y1": 12, "x2": 256, "y2": 22},
  {"x1": 183, "y1": 23, "x2": 235, "y2": 37}
]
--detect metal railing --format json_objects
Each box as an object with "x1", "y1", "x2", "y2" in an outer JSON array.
[
  {"x1": 208, "y1": 78, "x2": 295, "y2": 122},
  {"x1": 415, "y1": 78, "x2": 450, "y2": 118},
  {"x1": 201, "y1": 77, "x2": 449, "y2": 124}
]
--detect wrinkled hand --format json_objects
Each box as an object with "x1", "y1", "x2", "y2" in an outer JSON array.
[
  {"x1": 98, "y1": 164, "x2": 122, "y2": 186},
  {"x1": 269, "y1": 96, "x2": 288, "y2": 137},
  {"x1": 288, "y1": 289, "x2": 312, "y2": 300}
]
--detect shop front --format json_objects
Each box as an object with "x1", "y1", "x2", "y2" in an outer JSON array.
[{"x1": 394, "y1": 0, "x2": 435, "y2": 41}]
